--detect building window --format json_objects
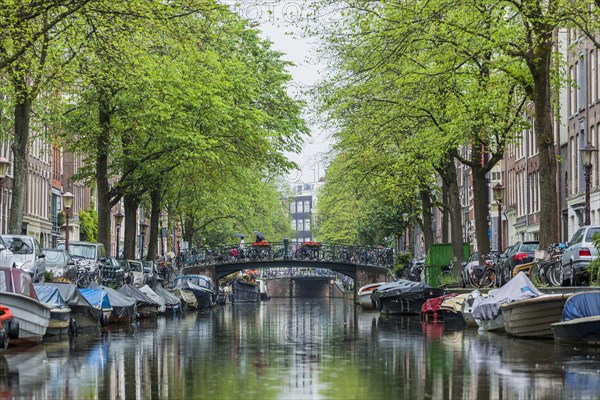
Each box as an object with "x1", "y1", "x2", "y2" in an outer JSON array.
[
  {"x1": 304, "y1": 219, "x2": 311, "y2": 231},
  {"x1": 297, "y1": 201, "x2": 303, "y2": 213},
  {"x1": 290, "y1": 201, "x2": 296, "y2": 214},
  {"x1": 291, "y1": 219, "x2": 296, "y2": 231},
  {"x1": 578, "y1": 54, "x2": 586, "y2": 110},
  {"x1": 592, "y1": 49, "x2": 597, "y2": 102},
  {"x1": 303, "y1": 200, "x2": 310, "y2": 212},
  {"x1": 297, "y1": 219, "x2": 304, "y2": 231}
]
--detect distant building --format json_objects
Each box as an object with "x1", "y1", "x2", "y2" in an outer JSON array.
[{"x1": 289, "y1": 181, "x2": 322, "y2": 243}]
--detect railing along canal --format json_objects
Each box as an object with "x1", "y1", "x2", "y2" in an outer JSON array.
[{"x1": 176, "y1": 241, "x2": 395, "y2": 268}]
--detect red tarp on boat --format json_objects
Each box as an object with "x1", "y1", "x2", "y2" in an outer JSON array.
[{"x1": 421, "y1": 293, "x2": 458, "y2": 315}]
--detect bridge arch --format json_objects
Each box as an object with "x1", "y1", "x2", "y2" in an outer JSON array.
[{"x1": 181, "y1": 260, "x2": 394, "y2": 294}]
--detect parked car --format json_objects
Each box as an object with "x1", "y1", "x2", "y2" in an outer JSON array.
[
  {"x1": 56, "y1": 241, "x2": 107, "y2": 266},
  {"x1": 0, "y1": 235, "x2": 13, "y2": 268},
  {"x1": 560, "y1": 225, "x2": 600, "y2": 286},
  {"x1": 461, "y1": 252, "x2": 479, "y2": 288},
  {"x1": 1, "y1": 234, "x2": 46, "y2": 282},
  {"x1": 495, "y1": 241, "x2": 539, "y2": 286},
  {"x1": 42, "y1": 248, "x2": 77, "y2": 281},
  {"x1": 142, "y1": 260, "x2": 158, "y2": 288}
]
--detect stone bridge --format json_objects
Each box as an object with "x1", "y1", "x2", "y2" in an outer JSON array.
[{"x1": 180, "y1": 241, "x2": 396, "y2": 293}]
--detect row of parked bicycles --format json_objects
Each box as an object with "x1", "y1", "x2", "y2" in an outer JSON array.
[
  {"x1": 401, "y1": 242, "x2": 571, "y2": 289},
  {"x1": 175, "y1": 243, "x2": 395, "y2": 268}
]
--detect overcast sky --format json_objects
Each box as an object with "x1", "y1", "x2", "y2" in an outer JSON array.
[{"x1": 224, "y1": 1, "x2": 336, "y2": 184}]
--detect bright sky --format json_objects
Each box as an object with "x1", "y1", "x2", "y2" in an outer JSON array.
[{"x1": 224, "y1": 1, "x2": 335, "y2": 184}]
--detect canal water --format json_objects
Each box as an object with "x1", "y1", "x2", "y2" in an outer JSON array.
[{"x1": 1, "y1": 298, "x2": 599, "y2": 399}]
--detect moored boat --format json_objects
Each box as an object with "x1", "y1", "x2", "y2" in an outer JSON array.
[
  {"x1": 0, "y1": 267, "x2": 51, "y2": 345},
  {"x1": 172, "y1": 275, "x2": 216, "y2": 309},
  {"x1": 472, "y1": 272, "x2": 541, "y2": 332},
  {"x1": 420, "y1": 293, "x2": 458, "y2": 323},
  {"x1": 80, "y1": 287, "x2": 112, "y2": 327},
  {"x1": 118, "y1": 284, "x2": 159, "y2": 318},
  {"x1": 152, "y1": 285, "x2": 182, "y2": 314},
  {"x1": 440, "y1": 293, "x2": 469, "y2": 325},
  {"x1": 501, "y1": 293, "x2": 571, "y2": 338},
  {"x1": 34, "y1": 283, "x2": 72, "y2": 337},
  {"x1": 232, "y1": 278, "x2": 261, "y2": 303},
  {"x1": 46, "y1": 283, "x2": 103, "y2": 334},
  {"x1": 89, "y1": 283, "x2": 137, "y2": 324},
  {"x1": 461, "y1": 290, "x2": 485, "y2": 327},
  {"x1": 371, "y1": 280, "x2": 446, "y2": 315},
  {"x1": 552, "y1": 291, "x2": 600, "y2": 345},
  {"x1": 357, "y1": 282, "x2": 386, "y2": 310}
]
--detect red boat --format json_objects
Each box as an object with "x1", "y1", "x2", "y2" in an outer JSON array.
[{"x1": 0, "y1": 305, "x2": 18, "y2": 350}]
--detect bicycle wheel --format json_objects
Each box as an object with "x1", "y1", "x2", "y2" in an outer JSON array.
[
  {"x1": 546, "y1": 261, "x2": 563, "y2": 287},
  {"x1": 437, "y1": 270, "x2": 454, "y2": 286},
  {"x1": 322, "y1": 250, "x2": 334, "y2": 262},
  {"x1": 478, "y1": 270, "x2": 495, "y2": 288}
]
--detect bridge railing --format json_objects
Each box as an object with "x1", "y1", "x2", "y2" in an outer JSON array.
[{"x1": 177, "y1": 242, "x2": 395, "y2": 269}]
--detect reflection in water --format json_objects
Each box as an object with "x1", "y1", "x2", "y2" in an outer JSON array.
[{"x1": 0, "y1": 298, "x2": 598, "y2": 399}]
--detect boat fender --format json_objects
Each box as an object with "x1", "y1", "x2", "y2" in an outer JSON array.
[
  {"x1": 100, "y1": 314, "x2": 109, "y2": 327},
  {"x1": 69, "y1": 318, "x2": 79, "y2": 336},
  {"x1": 0, "y1": 329, "x2": 5, "y2": 349},
  {"x1": 7, "y1": 320, "x2": 19, "y2": 340}
]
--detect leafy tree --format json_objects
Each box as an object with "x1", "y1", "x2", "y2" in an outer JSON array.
[{"x1": 79, "y1": 207, "x2": 98, "y2": 242}]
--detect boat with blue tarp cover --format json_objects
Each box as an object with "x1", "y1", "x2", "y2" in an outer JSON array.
[
  {"x1": 80, "y1": 287, "x2": 112, "y2": 327},
  {"x1": 33, "y1": 283, "x2": 71, "y2": 337},
  {"x1": 552, "y1": 291, "x2": 600, "y2": 344},
  {"x1": 89, "y1": 283, "x2": 137, "y2": 323},
  {"x1": 44, "y1": 282, "x2": 103, "y2": 334}
]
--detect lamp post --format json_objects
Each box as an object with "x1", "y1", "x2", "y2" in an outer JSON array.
[
  {"x1": 493, "y1": 183, "x2": 505, "y2": 252},
  {"x1": 114, "y1": 211, "x2": 124, "y2": 258},
  {"x1": 139, "y1": 220, "x2": 148, "y2": 260},
  {"x1": 580, "y1": 143, "x2": 598, "y2": 226},
  {"x1": 62, "y1": 191, "x2": 75, "y2": 252}
]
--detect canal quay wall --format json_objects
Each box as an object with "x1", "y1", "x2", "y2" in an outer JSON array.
[{"x1": 267, "y1": 277, "x2": 353, "y2": 299}]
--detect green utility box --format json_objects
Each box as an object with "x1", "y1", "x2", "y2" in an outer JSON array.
[{"x1": 424, "y1": 243, "x2": 470, "y2": 287}]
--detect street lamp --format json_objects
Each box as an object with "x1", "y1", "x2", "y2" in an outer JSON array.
[
  {"x1": 139, "y1": 220, "x2": 148, "y2": 259},
  {"x1": 580, "y1": 143, "x2": 598, "y2": 226},
  {"x1": 493, "y1": 183, "x2": 505, "y2": 252},
  {"x1": 114, "y1": 211, "x2": 124, "y2": 258},
  {"x1": 62, "y1": 191, "x2": 75, "y2": 252}
]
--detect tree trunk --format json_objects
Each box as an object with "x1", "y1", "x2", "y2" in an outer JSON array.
[
  {"x1": 530, "y1": 43, "x2": 559, "y2": 249},
  {"x1": 147, "y1": 187, "x2": 161, "y2": 261},
  {"x1": 471, "y1": 145, "x2": 491, "y2": 256},
  {"x1": 96, "y1": 88, "x2": 112, "y2": 252},
  {"x1": 8, "y1": 85, "x2": 30, "y2": 234},
  {"x1": 124, "y1": 194, "x2": 138, "y2": 259},
  {"x1": 441, "y1": 188, "x2": 449, "y2": 242},
  {"x1": 439, "y1": 154, "x2": 465, "y2": 274},
  {"x1": 419, "y1": 187, "x2": 434, "y2": 255}
]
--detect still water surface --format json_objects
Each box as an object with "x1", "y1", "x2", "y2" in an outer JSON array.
[{"x1": 1, "y1": 298, "x2": 599, "y2": 399}]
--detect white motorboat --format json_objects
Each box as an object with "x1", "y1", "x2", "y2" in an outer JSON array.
[
  {"x1": 357, "y1": 282, "x2": 386, "y2": 310},
  {"x1": 0, "y1": 267, "x2": 51, "y2": 345}
]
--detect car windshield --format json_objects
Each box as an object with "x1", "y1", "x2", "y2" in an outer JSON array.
[
  {"x1": 3, "y1": 236, "x2": 34, "y2": 255},
  {"x1": 68, "y1": 244, "x2": 97, "y2": 259},
  {"x1": 42, "y1": 249, "x2": 66, "y2": 264}
]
